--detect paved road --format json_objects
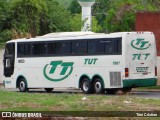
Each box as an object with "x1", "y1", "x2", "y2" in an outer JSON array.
[{"x1": 130, "y1": 91, "x2": 160, "y2": 99}]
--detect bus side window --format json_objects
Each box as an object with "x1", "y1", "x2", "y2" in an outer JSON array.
[
  {"x1": 48, "y1": 43, "x2": 56, "y2": 55},
  {"x1": 117, "y1": 39, "x2": 122, "y2": 54},
  {"x1": 55, "y1": 42, "x2": 62, "y2": 54},
  {"x1": 32, "y1": 43, "x2": 46, "y2": 55},
  {"x1": 104, "y1": 40, "x2": 112, "y2": 54},
  {"x1": 112, "y1": 39, "x2": 122, "y2": 55},
  {"x1": 18, "y1": 43, "x2": 31, "y2": 57},
  {"x1": 24, "y1": 44, "x2": 31, "y2": 56},
  {"x1": 97, "y1": 40, "x2": 105, "y2": 54},
  {"x1": 88, "y1": 40, "x2": 96, "y2": 54},
  {"x1": 72, "y1": 41, "x2": 87, "y2": 55},
  {"x1": 62, "y1": 42, "x2": 71, "y2": 54},
  {"x1": 17, "y1": 44, "x2": 25, "y2": 56}
]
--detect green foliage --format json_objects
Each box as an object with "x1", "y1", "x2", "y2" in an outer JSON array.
[
  {"x1": 0, "y1": 30, "x2": 12, "y2": 48},
  {"x1": 70, "y1": 14, "x2": 102, "y2": 32},
  {"x1": 0, "y1": 0, "x2": 11, "y2": 30},
  {"x1": 56, "y1": 0, "x2": 73, "y2": 9},
  {"x1": 105, "y1": 1, "x2": 136, "y2": 32},
  {"x1": 0, "y1": 0, "x2": 159, "y2": 46},
  {"x1": 11, "y1": 0, "x2": 45, "y2": 37},
  {"x1": 103, "y1": 0, "x2": 159, "y2": 33},
  {"x1": 70, "y1": 14, "x2": 82, "y2": 31},
  {"x1": 0, "y1": 0, "x2": 72, "y2": 46},
  {"x1": 68, "y1": 0, "x2": 81, "y2": 14},
  {"x1": 0, "y1": 0, "x2": 12, "y2": 45},
  {"x1": 92, "y1": 16, "x2": 102, "y2": 32},
  {"x1": 44, "y1": 0, "x2": 72, "y2": 33},
  {"x1": 69, "y1": 0, "x2": 159, "y2": 33}
]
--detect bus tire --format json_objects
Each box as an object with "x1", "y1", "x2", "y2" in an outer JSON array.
[
  {"x1": 18, "y1": 78, "x2": 28, "y2": 92},
  {"x1": 44, "y1": 88, "x2": 53, "y2": 93},
  {"x1": 80, "y1": 78, "x2": 92, "y2": 94},
  {"x1": 93, "y1": 78, "x2": 104, "y2": 94}
]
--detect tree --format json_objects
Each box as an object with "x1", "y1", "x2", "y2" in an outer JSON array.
[
  {"x1": 56, "y1": 0, "x2": 73, "y2": 9},
  {"x1": 10, "y1": 0, "x2": 72, "y2": 37},
  {"x1": 70, "y1": 14, "x2": 102, "y2": 32},
  {"x1": 70, "y1": 14, "x2": 81, "y2": 31},
  {"x1": 10, "y1": 0, "x2": 46, "y2": 37},
  {"x1": 68, "y1": 0, "x2": 81, "y2": 14},
  {"x1": 42, "y1": 0, "x2": 72, "y2": 34},
  {"x1": 68, "y1": 0, "x2": 159, "y2": 33},
  {"x1": 148, "y1": 0, "x2": 160, "y2": 10},
  {"x1": 0, "y1": 0, "x2": 12, "y2": 44},
  {"x1": 104, "y1": 0, "x2": 159, "y2": 33},
  {"x1": 105, "y1": 1, "x2": 135, "y2": 32}
]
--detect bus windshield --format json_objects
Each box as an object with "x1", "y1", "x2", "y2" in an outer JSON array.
[{"x1": 4, "y1": 43, "x2": 15, "y2": 77}]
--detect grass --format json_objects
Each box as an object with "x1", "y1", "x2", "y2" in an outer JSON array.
[
  {"x1": 0, "y1": 90, "x2": 160, "y2": 119},
  {"x1": 0, "y1": 90, "x2": 160, "y2": 112}
]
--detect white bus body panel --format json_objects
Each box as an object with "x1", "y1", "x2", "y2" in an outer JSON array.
[
  {"x1": 3, "y1": 32, "x2": 157, "y2": 89},
  {"x1": 14, "y1": 55, "x2": 122, "y2": 88},
  {"x1": 123, "y1": 32, "x2": 157, "y2": 87}
]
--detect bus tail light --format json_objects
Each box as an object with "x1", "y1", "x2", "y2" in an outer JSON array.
[
  {"x1": 125, "y1": 68, "x2": 129, "y2": 77},
  {"x1": 155, "y1": 67, "x2": 157, "y2": 76}
]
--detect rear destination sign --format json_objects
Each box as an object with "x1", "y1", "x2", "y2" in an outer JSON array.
[{"x1": 136, "y1": 67, "x2": 148, "y2": 72}]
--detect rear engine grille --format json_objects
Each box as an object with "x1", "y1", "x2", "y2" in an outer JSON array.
[{"x1": 110, "y1": 72, "x2": 121, "y2": 86}]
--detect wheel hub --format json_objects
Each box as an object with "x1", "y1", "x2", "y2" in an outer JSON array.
[
  {"x1": 95, "y1": 82, "x2": 101, "y2": 91},
  {"x1": 83, "y1": 81, "x2": 89, "y2": 91},
  {"x1": 20, "y1": 81, "x2": 25, "y2": 90}
]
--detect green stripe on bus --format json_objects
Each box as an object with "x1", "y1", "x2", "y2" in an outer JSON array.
[{"x1": 123, "y1": 78, "x2": 157, "y2": 87}]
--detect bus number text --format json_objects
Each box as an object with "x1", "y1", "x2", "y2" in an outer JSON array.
[{"x1": 113, "y1": 61, "x2": 120, "y2": 65}]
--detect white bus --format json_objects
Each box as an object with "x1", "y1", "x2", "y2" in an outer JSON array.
[{"x1": 3, "y1": 32, "x2": 157, "y2": 94}]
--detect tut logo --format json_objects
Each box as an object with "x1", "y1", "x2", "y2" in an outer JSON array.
[
  {"x1": 43, "y1": 61, "x2": 74, "y2": 82},
  {"x1": 131, "y1": 38, "x2": 150, "y2": 50}
]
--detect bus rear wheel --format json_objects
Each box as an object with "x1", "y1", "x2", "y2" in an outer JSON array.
[
  {"x1": 80, "y1": 78, "x2": 92, "y2": 94},
  {"x1": 93, "y1": 78, "x2": 104, "y2": 94},
  {"x1": 18, "y1": 78, "x2": 28, "y2": 92},
  {"x1": 44, "y1": 88, "x2": 53, "y2": 93}
]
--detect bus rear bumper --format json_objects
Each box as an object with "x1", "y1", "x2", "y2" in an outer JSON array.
[{"x1": 123, "y1": 78, "x2": 157, "y2": 88}]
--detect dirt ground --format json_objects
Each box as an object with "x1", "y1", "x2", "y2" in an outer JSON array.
[{"x1": 0, "y1": 49, "x2": 160, "y2": 85}]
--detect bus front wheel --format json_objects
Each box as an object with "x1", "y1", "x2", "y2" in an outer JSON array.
[
  {"x1": 93, "y1": 78, "x2": 104, "y2": 94},
  {"x1": 18, "y1": 78, "x2": 28, "y2": 92},
  {"x1": 81, "y1": 78, "x2": 92, "y2": 94}
]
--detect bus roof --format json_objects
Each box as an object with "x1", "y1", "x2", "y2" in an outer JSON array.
[{"x1": 6, "y1": 31, "x2": 153, "y2": 43}]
